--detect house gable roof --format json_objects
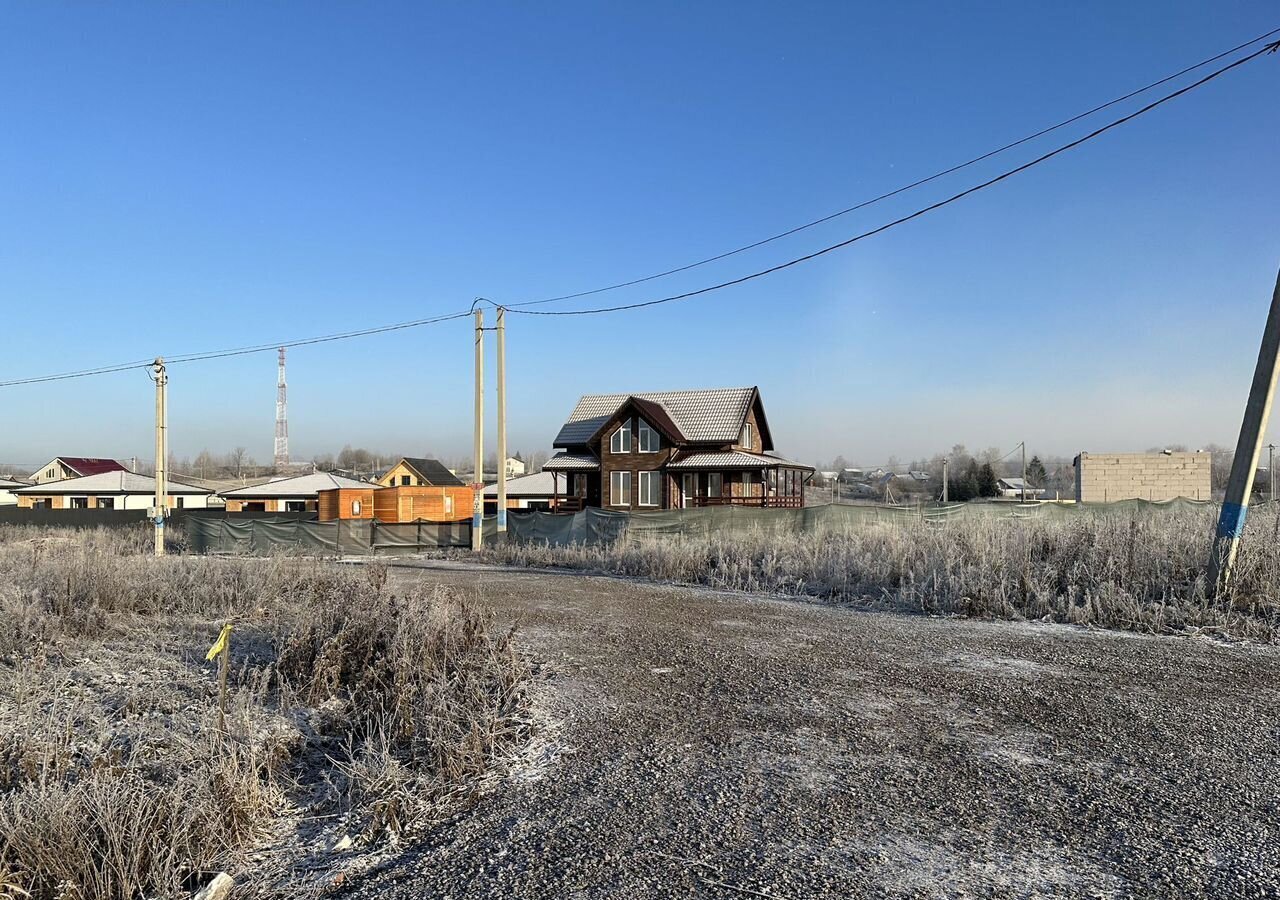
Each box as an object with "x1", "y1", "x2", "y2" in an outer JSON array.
[
  {"x1": 219, "y1": 472, "x2": 375, "y2": 499},
  {"x1": 34, "y1": 457, "x2": 127, "y2": 478},
  {"x1": 397, "y1": 457, "x2": 465, "y2": 487},
  {"x1": 15, "y1": 471, "x2": 211, "y2": 495},
  {"x1": 555, "y1": 387, "x2": 764, "y2": 447}
]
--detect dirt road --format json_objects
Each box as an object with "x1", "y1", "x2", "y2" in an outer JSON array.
[{"x1": 353, "y1": 562, "x2": 1280, "y2": 899}]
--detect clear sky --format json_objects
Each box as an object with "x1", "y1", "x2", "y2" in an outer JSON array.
[{"x1": 2, "y1": 2, "x2": 1278, "y2": 470}]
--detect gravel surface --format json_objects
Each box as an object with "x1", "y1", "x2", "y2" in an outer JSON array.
[{"x1": 350, "y1": 561, "x2": 1280, "y2": 899}]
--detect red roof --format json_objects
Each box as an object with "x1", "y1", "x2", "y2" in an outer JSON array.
[{"x1": 58, "y1": 457, "x2": 128, "y2": 477}]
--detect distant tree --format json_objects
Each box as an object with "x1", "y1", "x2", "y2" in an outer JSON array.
[
  {"x1": 978, "y1": 463, "x2": 999, "y2": 498},
  {"x1": 229, "y1": 447, "x2": 251, "y2": 478},
  {"x1": 527, "y1": 450, "x2": 549, "y2": 472},
  {"x1": 831, "y1": 455, "x2": 849, "y2": 475},
  {"x1": 1026, "y1": 455, "x2": 1047, "y2": 487}
]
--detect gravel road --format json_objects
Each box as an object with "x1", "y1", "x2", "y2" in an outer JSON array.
[{"x1": 352, "y1": 561, "x2": 1280, "y2": 899}]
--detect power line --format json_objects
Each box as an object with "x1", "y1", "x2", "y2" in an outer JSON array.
[
  {"x1": 510, "y1": 39, "x2": 1279, "y2": 319},
  {"x1": 1, "y1": 33, "x2": 1275, "y2": 389},
  {"x1": 0, "y1": 310, "x2": 474, "y2": 388},
  {"x1": 506, "y1": 26, "x2": 1280, "y2": 310}
]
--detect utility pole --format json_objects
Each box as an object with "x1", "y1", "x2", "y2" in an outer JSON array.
[
  {"x1": 496, "y1": 307, "x2": 507, "y2": 533},
  {"x1": 1209, "y1": 268, "x2": 1280, "y2": 595},
  {"x1": 152, "y1": 358, "x2": 168, "y2": 557},
  {"x1": 472, "y1": 309, "x2": 484, "y2": 550},
  {"x1": 1020, "y1": 441, "x2": 1027, "y2": 503},
  {"x1": 942, "y1": 457, "x2": 949, "y2": 503}
]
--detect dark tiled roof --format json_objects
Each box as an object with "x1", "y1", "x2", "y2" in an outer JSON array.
[
  {"x1": 58, "y1": 457, "x2": 127, "y2": 477},
  {"x1": 401, "y1": 458, "x2": 465, "y2": 486},
  {"x1": 555, "y1": 388, "x2": 757, "y2": 446}
]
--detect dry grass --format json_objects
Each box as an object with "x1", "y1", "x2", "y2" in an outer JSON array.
[
  {"x1": 0, "y1": 527, "x2": 529, "y2": 900},
  {"x1": 488, "y1": 506, "x2": 1280, "y2": 640}
]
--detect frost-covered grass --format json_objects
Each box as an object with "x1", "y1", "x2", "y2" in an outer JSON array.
[
  {"x1": 489, "y1": 507, "x2": 1280, "y2": 640},
  {"x1": 0, "y1": 527, "x2": 528, "y2": 899}
]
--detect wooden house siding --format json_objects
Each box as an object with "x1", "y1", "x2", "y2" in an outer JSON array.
[
  {"x1": 317, "y1": 488, "x2": 377, "y2": 521},
  {"x1": 597, "y1": 410, "x2": 677, "y2": 510}
]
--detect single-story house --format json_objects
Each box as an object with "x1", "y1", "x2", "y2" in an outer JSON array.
[
  {"x1": 376, "y1": 457, "x2": 467, "y2": 488},
  {"x1": 14, "y1": 471, "x2": 213, "y2": 509},
  {"x1": 220, "y1": 472, "x2": 373, "y2": 513},
  {"x1": 29, "y1": 456, "x2": 127, "y2": 485},
  {"x1": 483, "y1": 471, "x2": 560, "y2": 514},
  {"x1": 0, "y1": 477, "x2": 29, "y2": 506},
  {"x1": 997, "y1": 477, "x2": 1046, "y2": 500}
]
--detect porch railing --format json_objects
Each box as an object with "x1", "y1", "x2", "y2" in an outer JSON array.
[{"x1": 688, "y1": 495, "x2": 804, "y2": 509}]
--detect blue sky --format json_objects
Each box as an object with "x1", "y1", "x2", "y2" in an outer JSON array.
[{"x1": 1, "y1": 2, "x2": 1277, "y2": 469}]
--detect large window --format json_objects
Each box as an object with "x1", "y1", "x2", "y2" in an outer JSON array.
[
  {"x1": 708, "y1": 473, "x2": 723, "y2": 498},
  {"x1": 610, "y1": 419, "x2": 633, "y2": 453},
  {"x1": 638, "y1": 471, "x2": 660, "y2": 506},
  {"x1": 637, "y1": 419, "x2": 659, "y2": 453},
  {"x1": 610, "y1": 470, "x2": 631, "y2": 506},
  {"x1": 98, "y1": 497, "x2": 115, "y2": 509},
  {"x1": 741, "y1": 423, "x2": 755, "y2": 449}
]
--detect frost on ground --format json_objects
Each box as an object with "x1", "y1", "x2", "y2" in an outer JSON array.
[
  {"x1": 0, "y1": 526, "x2": 532, "y2": 900},
  {"x1": 485, "y1": 505, "x2": 1280, "y2": 641}
]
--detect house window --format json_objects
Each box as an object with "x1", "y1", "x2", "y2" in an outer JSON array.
[
  {"x1": 444, "y1": 495, "x2": 454, "y2": 515},
  {"x1": 638, "y1": 471, "x2": 660, "y2": 506},
  {"x1": 176, "y1": 497, "x2": 185, "y2": 509},
  {"x1": 610, "y1": 419, "x2": 633, "y2": 454},
  {"x1": 637, "y1": 420, "x2": 659, "y2": 453},
  {"x1": 610, "y1": 471, "x2": 631, "y2": 506},
  {"x1": 742, "y1": 472, "x2": 755, "y2": 497},
  {"x1": 98, "y1": 497, "x2": 115, "y2": 509},
  {"x1": 708, "y1": 473, "x2": 723, "y2": 498},
  {"x1": 741, "y1": 423, "x2": 755, "y2": 449},
  {"x1": 351, "y1": 500, "x2": 362, "y2": 516},
  {"x1": 400, "y1": 475, "x2": 411, "y2": 486},
  {"x1": 70, "y1": 497, "x2": 88, "y2": 509},
  {"x1": 285, "y1": 500, "x2": 305, "y2": 512}
]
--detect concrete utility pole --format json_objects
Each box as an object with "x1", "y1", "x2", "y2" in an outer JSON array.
[
  {"x1": 496, "y1": 307, "x2": 507, "y2": 533},
  {"x1": 152, "y1": 358, "x2": 168, "y2": 557},
  {"x1": 1209, "y1": 268, "x2": 1280, "y2": 595},
  {"x1": 472, "y1": 309, "x2": 484, "y2": 550},
  {"x1": 942, "y1": 457, "x2": 949, "y2": 503}
]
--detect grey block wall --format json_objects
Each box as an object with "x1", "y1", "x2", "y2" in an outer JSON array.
[{"x1": 1073, "y1": 452, "x2": 1212, "y2": 502}]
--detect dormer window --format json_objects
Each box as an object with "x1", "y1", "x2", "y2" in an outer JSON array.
[
  {"x1": 637, "y1": 419, "x2": 659, "y2": 453},
  {"x1": 610, "y1": 419, "x2": 633, "y2": 453},
  {"x1": 741, "y1": 423, "x2": 755, "y2": 450}
]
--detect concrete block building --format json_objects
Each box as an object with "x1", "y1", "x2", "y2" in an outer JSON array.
[{"x1": 1073, "y1": 452, "x2": 1211, "y2": 502}]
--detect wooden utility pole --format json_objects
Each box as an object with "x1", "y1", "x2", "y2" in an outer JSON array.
[
  {"x1": 1020, "y1": 441, "x2": 1027, "y2": 503},
  {"x1": 1269, "y1": 443, "x2": 1276, "y2": 502},
  {"x1": 942, "y1": 457, "x2": 949, "y2": 503},
  {"x1": 152, "y1": 358, "x2": 168, "y2": 557},
  {"x1": 472, "y1": 309, "x2": 484, "y2": 550},
  {"x1": 1208, "y1": 268, "x2": 1280, "y2": 594},
  {"x1": 496, "y1": 307, "x2": 507, "y2": 533}
]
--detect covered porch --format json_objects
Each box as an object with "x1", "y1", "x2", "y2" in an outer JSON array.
[
  {"x1": 543, "y1": 453, "x2": 601, "y2": 513},
  {"x1": 665, "y1": 451, "x2": 813, "y2": 509}
]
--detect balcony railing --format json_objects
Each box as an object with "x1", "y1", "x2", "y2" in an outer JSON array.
[{"x1": 688, "y1": 495, "x2": 804, "y2": 509}]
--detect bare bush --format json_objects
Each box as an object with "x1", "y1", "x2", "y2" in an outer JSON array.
[
  {"x1": 488, "y1": 506, "x2": 1280, "y2": 640},
  {"x1": 0, "y1": 527, "x2": 529, "y2": 899}
]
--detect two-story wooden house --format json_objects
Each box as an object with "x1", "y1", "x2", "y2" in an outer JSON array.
[{"x1": 542, "y1": 387, "x2": 813, "y2": 511}]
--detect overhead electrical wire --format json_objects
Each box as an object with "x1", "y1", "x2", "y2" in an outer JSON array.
[
  {"x1": 505, "y1": 25, "x2": 1280, "y2": 310},
  {"x1": 509, "y1": 38, "x2": 1279, "y2": 318},
  {"x1": 0, "y1": 31, "x2": 1275, "y2": 389},
  {"x1": 0, "y1": 310, "x2": 475, "y2": 387}
]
